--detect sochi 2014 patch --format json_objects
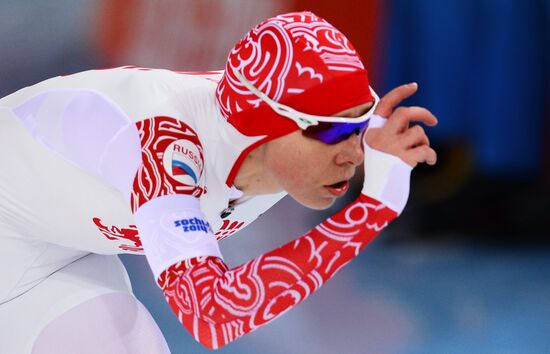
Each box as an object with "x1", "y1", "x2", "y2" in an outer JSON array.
[
  {"x1": 131, "y1": 116, "x2": 206, "y2": 212},
  {"x1": 174, "y1": 217, "x2": 210, "y2": 233}
]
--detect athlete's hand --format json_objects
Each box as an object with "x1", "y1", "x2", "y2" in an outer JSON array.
[{"x1": 364, "y1": 83, "x2": 438, "y2": 168}]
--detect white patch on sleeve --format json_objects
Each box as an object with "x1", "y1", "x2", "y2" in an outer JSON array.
[
  {"x1": 134, "y1": 194, "x2": 222, "y2": 280},
  {"x1": 361, "y1": 143, "x2": 412, "y2": 214},
  {"x1": 366, "y1": 114, "x2": 387, "y2": 130},
  {"x1": 11, "y1": 89, "x2": 142, "y2": 200}
]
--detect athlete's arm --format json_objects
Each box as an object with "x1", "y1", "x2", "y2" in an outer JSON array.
[
  {"x1": 158, "y1": 191, "x2": 398, "y2": 349},
  {"x1": 150, "y1": 84, "x2": 437, "y2": 349}
]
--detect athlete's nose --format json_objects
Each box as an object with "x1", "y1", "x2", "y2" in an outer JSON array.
[{"x1": 334, "y1": 134, "x2": 364, "y2": 166}]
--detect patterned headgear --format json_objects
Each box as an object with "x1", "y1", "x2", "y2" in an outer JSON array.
[{"x1": 216, "y1": 11, "x2": 373, "y2": 140}]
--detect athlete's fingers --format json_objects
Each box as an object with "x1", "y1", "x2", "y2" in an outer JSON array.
[
  {"x1": 403, "y1": 145, "x2": 438, "y2": 167},
  {"x1": 386, "y1": 106, "x2": 438, "y2": 133},
  {"x1": 374, "y1": 83, "x2": 418, "y2": 118},
  {"x1": 400, "y1": 124, "x2": 430, "y2": 148}
]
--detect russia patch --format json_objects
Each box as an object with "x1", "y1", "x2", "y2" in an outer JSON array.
[
  {"x1": 131, "y1": 116, "x2": 206, "y2": 212},
  {"x1": 163, "y1": 139, "x2": 203, "y2": 186}
]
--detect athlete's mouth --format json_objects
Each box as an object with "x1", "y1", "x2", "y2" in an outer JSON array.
[
  {"x1": 328, "y1": 180, "x2": 347, "y2": 189},
  {"x1": 324, "y1": 180, "x2": 349, "y2": 197}
]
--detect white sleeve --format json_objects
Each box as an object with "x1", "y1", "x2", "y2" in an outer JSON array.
[
  {"x1": 362, "y1": 113, "x2": 412, "y2": 214},
  {"x1": 361, "y1": 144, "x2": 412, "y2": 215},
  {"x1": 134, "y1": 194, "x2": 223, "y2": 280}
]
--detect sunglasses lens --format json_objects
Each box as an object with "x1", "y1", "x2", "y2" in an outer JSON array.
[{"x1": 302, "y1": 120, "x2": 369, "y2": 144}]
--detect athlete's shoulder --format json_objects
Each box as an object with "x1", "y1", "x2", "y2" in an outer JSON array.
[{"x1": 65, "y1": 66, "x2": 223, "y2": 95}]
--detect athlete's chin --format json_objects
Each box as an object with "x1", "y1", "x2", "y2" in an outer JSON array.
[{"x1": 294, "y1": 195, "x2": 337, "y2": 210}]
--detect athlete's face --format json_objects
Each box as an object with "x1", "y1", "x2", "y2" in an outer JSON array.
[{"x1": 262, "y1": 102, "x2": 373, "y2": 209}]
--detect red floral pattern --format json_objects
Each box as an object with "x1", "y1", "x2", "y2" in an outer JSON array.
[{"x1": 159, "y1": 194, "x2": 397, "y2": 349}]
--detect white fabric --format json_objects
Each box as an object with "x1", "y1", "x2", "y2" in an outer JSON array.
[
  {"x1": 0, "y1": 108, "x2": 138, "y2": 302},
  {"x1": 366, "y1": 113, "x2": 387, "y2": 130},
  {"x1": 0, "y1": 254, "x2": 143, "y2": 354},
  {"x1": 228, "y1": 185, "x2": 244, "y2": 199},
  {"x1": 135, "y1": 194, "x2": 223, "y2": 280},
  {"x1": 31, "y1": 293, "x2": 170, "y2": 354},
  {"x1": 12, "y1": 89, "x2": 142, "y2": 200},
  {"x1": 361, "y1": 143, "x2": 412, "y2": 214}
]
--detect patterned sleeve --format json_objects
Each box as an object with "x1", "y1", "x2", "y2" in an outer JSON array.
[
  {"x1": 132, "y1": 116, "x2": 222, "y2": 280},
  {"x1": 158, "y1": 194, "x2": 398, "y2": 349}
]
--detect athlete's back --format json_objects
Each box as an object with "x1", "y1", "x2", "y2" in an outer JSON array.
[{"x1": 0, "y1": 66, "x2": 284, "y2": 303}]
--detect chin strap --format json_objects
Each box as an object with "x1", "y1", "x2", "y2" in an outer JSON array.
[{"x1": 157, "y1": 194, "x2": 397, "y2": 349}]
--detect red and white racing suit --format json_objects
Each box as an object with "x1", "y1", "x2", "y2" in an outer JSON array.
[{"x1": 0, "y1": 66, "x2": 410, "y2": 351}]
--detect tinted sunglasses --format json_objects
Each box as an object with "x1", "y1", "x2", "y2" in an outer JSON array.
[{"x1": 233, "y1": 68, "x2": 379, "y2": 144}]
